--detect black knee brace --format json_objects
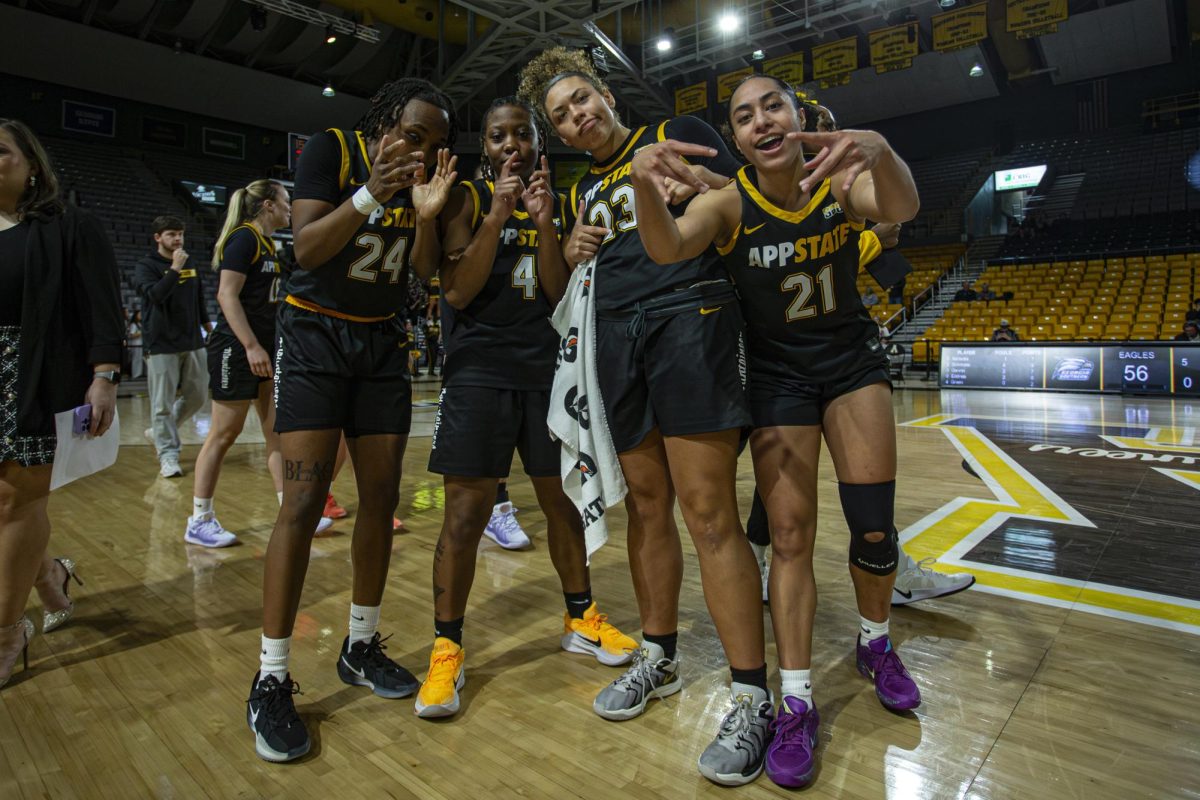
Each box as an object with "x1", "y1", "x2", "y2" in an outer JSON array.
[
  {"x1": 746, "y1": 488, "x2": 771, "y2": 547},
  {"x1": 838, "y1": 481, "x2": 897, "y2": 575}
]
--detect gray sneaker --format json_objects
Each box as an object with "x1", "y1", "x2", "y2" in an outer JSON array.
[
  {"x1": 697, "y1": 686, "x2": 774, "y2": 786},
  {"x1": 592, "y1": 647, "x2": 681, "y2": 720}
]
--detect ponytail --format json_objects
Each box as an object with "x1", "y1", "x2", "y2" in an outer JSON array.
[{"x1": 211, "y1": 179, "x2": 282, "y2": 269}]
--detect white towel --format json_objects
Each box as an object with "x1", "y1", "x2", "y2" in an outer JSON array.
[{"x1": 547, "y1": 259, "x2": 627, "y2": 556}]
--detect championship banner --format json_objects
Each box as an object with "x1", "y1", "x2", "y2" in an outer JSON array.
[
  {"x1": 763, "y1": 52, "x2": 804, "y2": 86},
  {"x1": 716, "y1": 68, "x2": 753, "y2": 102},
  {"x1": 869, "y1": 23, "x2": 918, "y2": 74},
  {"x1": 933, "y1": 3, "x2": 988, "y2": 52},
  {"x1": 812, "y1": 36, "x2": 858, "y2": 88},
  {"x1": 1006, "y1": 0, "x2": 1067, "y2": 38},
  {"x1": 674, "y1": 81, "x2": 708, "y2": 116}
]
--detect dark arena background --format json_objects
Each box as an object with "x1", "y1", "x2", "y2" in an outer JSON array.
[{"x1": 1, "y1": 0, "x2": 1198, "y2": 797}]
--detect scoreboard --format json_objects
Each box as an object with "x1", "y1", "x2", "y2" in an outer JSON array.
[{"x1": 940, "y1": 343, "x2": 1200, "y2": 396}]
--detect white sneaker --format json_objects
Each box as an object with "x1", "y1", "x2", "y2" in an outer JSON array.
[
  {"x1": 892, "y1": 557, "x2": 975, "y2": 606},
  {"x1": 314, "y1": 516, "x2": 334, "y2": 536},
  {"x1": 184, "y1": 515, "x2": 238, "y2": 548},
  {"x1": 482, "y1": 502, "x2": 531, "y2": 550},
  {"x1": 160, "y1": 455, "x2": 183, "y2": 478},
  {"x1": 758, "y1": 555, "x2": 769, "y2": 605}
]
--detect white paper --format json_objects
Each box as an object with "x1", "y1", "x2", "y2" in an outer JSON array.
[{"x1": 50, "y1": 407, "x2": 120, "y2": 491}]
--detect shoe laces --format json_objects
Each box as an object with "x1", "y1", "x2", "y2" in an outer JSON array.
[
  {"x1": 769, "y1": 704, "x2": 812, "y2": 747},
  {"x1": 492, "y1": 507, "x2": 523, "y2": 536},
  {"x1": 873, "y1": 644, "x2": 910, "y2": 681},
  {"x1": 428, "y1": 647, "x2": 460, "y2": 681},
  {"x1": 358, "y1": 633, "x2": 400, "y2": 672},
  {"x1": 611, "y1": 648, "x2": 662, "y2": 693},
  {"x1": 911, "y1": 557, "x2": 940, "y2": 577},
  {"x1": 718, "y1": 694, "x2": 757, "y2": 741},
  {"x1": 254, "y1": 675, "x2": 303, "y2": 727}
]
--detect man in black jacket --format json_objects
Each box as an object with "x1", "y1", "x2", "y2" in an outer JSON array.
[{"x1": 134, "y1": 215, "x2": 211, "y2": 478}]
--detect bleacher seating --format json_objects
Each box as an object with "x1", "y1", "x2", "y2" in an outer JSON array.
[
  {"x1": 998, "y1": 213, "x2": 1198, "y2": 260},
  {"x1": 857, "y1": 243, "x2": 965, "y2": 331}
]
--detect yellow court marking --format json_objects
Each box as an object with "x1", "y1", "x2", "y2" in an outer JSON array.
[
  {"x1": 1153, "y1": 467, "x2": 1200, "y2": 492},
  {"x1": 1101, "y1": 425, "x2": 1200, "y2": 454},
  {"x1": 900, "y1": 415, "x2": 1200, "y2": 635}
]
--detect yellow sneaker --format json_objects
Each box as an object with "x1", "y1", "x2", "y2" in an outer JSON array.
[
  {"x1": 561, "y1": 603, "x2": 637, "y2": 666},
  {"x1": 414, "y1": 637, "x2": 465, "y2": 718}
]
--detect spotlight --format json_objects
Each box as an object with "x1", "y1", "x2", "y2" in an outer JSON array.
[
  {"x1": 322, "y1": 82, "x2": 336, "y2": 97},
  {"x1": 249, "y1": 6, "x2": 267, "y2": 31},
  {"x1": 751, "y1": 49, "x2": 765, "y2": 60},
  {"x1": 656, "y1": 26, "x2": 674, "y2": 52},
  {"x1": 939, "y1": 0, "x2": 957, "y2": 7},
  {"x1": 717, "y1": 11, "x2": 739, "y2": 33},
  {"x1": 325, "y1": 24, "x2": 337, "y2": 44},
  {"x1": 969, "y1": 62, "x2": 984, "y2": 77}
]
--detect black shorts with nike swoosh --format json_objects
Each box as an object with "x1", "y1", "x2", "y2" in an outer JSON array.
[
  {"x1": 747, "y1": 341, "x2": 891, "y2": 428},
  {"x1": 427, "y1": 386, "x2": 559, "y2": 478},
  {"x1": 595, "y1": 282, "x2": 751, "y2": 453}
]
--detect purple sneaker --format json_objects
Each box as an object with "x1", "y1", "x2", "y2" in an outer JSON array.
[
  {"x1": 765, "y1": 696, "x2": 820, "y2": 788},
  {"x1": 856, "y1": 636, "x2": 920, "y2": 711}
]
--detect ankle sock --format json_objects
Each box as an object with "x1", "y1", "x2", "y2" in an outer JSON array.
[
  {"x1": 859, "y1": 615, "x2": 889, "y2": 644},
  {"x1": 349, "y1": 604, "x2": 380, "y2": 644},
  {"x1": 564, "y1": 589, "x2": 593, "y2": 619},
  {"x1": 435, "y1": 616, "x2": 464, "y2": 646},
  {"x1": 730, "y1": 663, "x2": 769, "y2": 693},
  {"x1": 260, "y1": 635, "x2": 290, "y2": 682},
  {"x1": 192, "y1": 497, "x2": 213, "y2": 519},
  {"x1": 276, "y1": 491, "x2": 284, "y2": 506},
  {"x1": 643, "y1": 631, "x2": 677, "y2": 661},
  {"x1": 780, "y1": 668, "x2": 813, "y2": 703}
]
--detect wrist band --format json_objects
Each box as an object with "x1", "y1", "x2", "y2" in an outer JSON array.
[{"x1": 352, "y1": 185, "x2": 382, "y2": 216}]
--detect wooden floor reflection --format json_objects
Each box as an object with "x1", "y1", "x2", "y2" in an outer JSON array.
[{"x1": 2, "y1": 387, "x2": 1198, "y2": 799}]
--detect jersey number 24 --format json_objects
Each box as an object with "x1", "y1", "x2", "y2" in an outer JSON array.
[{"x1": 348, "y1": 233, "x2": 409, "y2": 283}]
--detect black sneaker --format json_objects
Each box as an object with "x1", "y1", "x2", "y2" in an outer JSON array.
[
  {"x1": 246, "y1": 672, "x2": 310, "y2": 763},
  {"x1": 337, "y1": 633, "x2": 418, "y2": 699}
]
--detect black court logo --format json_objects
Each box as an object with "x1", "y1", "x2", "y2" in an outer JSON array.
[{"x1": 565, "y1": 386, "x2": 590, "y2": 430}]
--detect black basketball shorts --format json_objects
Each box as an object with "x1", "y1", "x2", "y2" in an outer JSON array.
[
  {"x1": 428, "y1": 385, "x2": 559, "y2": 478},
  {"x1": 207, "y1": 330, "x2": 273, "y2": 402},
  {"x1": 273, "y1": 302, "x2": 412, "y2": 437},
  {"x1": 748, "y1": 343, "x2": 891, "y2": 428}
]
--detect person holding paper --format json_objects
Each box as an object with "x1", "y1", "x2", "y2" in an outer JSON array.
[{"x1": 0, "y1": 119, "x2": 122, "y2": 689}]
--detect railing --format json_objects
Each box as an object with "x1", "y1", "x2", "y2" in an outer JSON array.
[{"x1": 987, "y1": 243, "x2": 1198, "y2": 267}]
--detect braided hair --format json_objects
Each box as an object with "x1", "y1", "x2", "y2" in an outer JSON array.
[
  {"x1": 355, "y1": 78, "x2": 458, "y2": 148},
  {"x1": 478, "y1": 96, "x2": 546, "y2": 182}
]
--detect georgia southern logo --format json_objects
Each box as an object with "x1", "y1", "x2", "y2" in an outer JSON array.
[{"x1": 1051, "y1": 357, "x2": 1095, "y2": 382}]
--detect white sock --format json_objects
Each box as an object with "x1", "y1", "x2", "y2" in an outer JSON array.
[
  {"x1": 750, "y1": 542, "x2": 768, "y2": 564},
  {"x1": 192, "y1": 497, "x2": 213, "y2": 519},
  {"x1": 859, "y1": 615, "x2": 889, "y2": 644},
  {"x1": 260, "y1": 635, "x2": 290, "y2": 682},
  {"x1": 780, "y1": 668, "x2": 813, "y2": 703},
  {"x1": 276, "y1": 491, "x2": 284, "y2": 506},
  {"x1": 349, "y1": 604, "x2": 380, "y2": 645}
]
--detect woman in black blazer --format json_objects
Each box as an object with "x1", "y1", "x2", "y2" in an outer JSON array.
[{"x1": 0, "y1": 119, "x2": 123, "y2": 688}]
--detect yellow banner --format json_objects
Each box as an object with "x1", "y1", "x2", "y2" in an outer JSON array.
[
  {"x1": 716, "y1": 68, "x2": 753, "y2": 102},
  {"x1": 812, "y1": 36, "x2": 858, "y2": 85},
  {"x1": 869, "y1": 23, "x2": 918, "y2": 74},
  {"x1": 933, "y1": 3, "x2": 988, "y2": 52},
  {"x1": 674, "y1": 82, "x2": 708, "y2": 116},
  {"x1": 763, "y1": 53, "x2": 804, "y2": 86},
  {"x1": 1006, "y1": 0, "x2": 1067, "y2": 38}
]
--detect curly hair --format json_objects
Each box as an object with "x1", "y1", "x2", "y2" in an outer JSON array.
[
  {"x1": 516, "y1": 47, "x2": 613, "y2": 127},
  {"x1": 0, "y1": 119, "x2": 64, "y2": 221},
  {"x1": 355, "y1": 78, "x2": 459, "y2": 148},
  {"x1": 478, "y1": 96, "x2": 546, "y2": 182}
]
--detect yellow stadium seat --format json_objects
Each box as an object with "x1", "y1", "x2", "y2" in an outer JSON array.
[{"x1": 1079, "y1": 323, "x2": 1103, "y2": 338}]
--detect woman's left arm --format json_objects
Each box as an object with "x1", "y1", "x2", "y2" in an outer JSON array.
[{"x1": 72, "y1": 211, "x2": 123, "y2": 436}]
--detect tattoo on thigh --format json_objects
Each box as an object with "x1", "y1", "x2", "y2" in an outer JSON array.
[{"x1": 284, "y1": 459, "x2": 334, "y2": 483}]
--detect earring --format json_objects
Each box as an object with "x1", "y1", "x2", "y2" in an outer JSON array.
[{"x1": 29, "y1": 176, "x2": 37, "y2": 186}]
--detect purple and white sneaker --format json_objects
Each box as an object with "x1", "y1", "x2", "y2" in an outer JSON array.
[
  {"x1": 765, "y1": 696, "x2": 820, "y2": 788},
  {"x1": 184, "y1": 515, "x2": 239, "y2": 548},
  {"x1": 856, "y1": 635, "x2": 920, "y2": 711}
]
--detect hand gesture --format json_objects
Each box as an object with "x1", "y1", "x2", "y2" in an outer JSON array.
[
  {"x1": 246, "y1": 341, "x2": 273, "y2": 378},
  {"x1": 171, "y1": 249, "x2": 189, "y2": 271},
  {"x1": 631, "y1": 139, "x2": 719, "y2": 203},
  {"x1": 785, "y1": 129, "x2": 888, "y2": 193},
  {"x1": 366, "y1": 134, "x2": 425, "y2": 204},
  {"x1": 871, "y1": 222, "x2": 901, "y2": 250},
  {"x1": 85, "y1": 377, "x2": 117, "y2": 437},
  {"x1": 522, "y1": 156, "x2": 554, "y2": 228},
  {"x1": 413, "y1": 148, "x2": 459, "y2": 221},
  {"x1": 563, "y1": 198, "x2": 610, "y2": 267},
  {"x1": 486, "y1": 152, "x2": 524, "y2": 223}
]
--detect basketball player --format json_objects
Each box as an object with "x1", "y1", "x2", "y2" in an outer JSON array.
[
  {"x1": 629, "y1": 74, "x2": 921, "y2": 788},
  {"x1": 518, "y1": 49, "x2": 772, "y2": 787},
  {"x1": 414, "y1": 97, "x2": 636, "y2": 719},
  {"x1": 246, "y1": 79, "x2": 458, "y2": 762}
]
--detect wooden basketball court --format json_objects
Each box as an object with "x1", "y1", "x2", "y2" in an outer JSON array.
[{"x1": 2, "y1": 384, "x2": 1197, "y2": 798}]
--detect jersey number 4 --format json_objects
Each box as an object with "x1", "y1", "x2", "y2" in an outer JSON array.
[
  {"x1": 512, "y1": 254, "x2": 537, "y2": 300},
  {"x1": 782, "y1": 265, "x2": 836, "y2": 321},
  {"x1": 348, "y1": 233, "x2": 409, "y2": 283}
]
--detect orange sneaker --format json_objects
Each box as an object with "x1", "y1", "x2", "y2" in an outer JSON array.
[
  {"x1": 561, "y1": 603, "x2": 637, "y2": 666},
  {"x1": 414, "y1": 637, "x2": 465, "y2": 718},
  {"x1": 393, "y1": 517, "x2": 406, "y2": 531},
  {"x1": 323, "y1": 494, "x2": 348, "y2": 519}
]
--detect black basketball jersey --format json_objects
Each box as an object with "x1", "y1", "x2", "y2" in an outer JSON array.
[
  {"x1": 441, "y1": 179, "x2": 565, "y2": 391},
  {"x1": 567, "y1": 117, "x2": 740, "y2": 313},
  {"x1": 288, "y1": 128, "x2": 416, "y2": 318},
  {"x1": 718, "y1": 165, "x2": 875, "y2": 379},
  {"x1": 212, "y1": 224, "x2": 280, "y2": 344}
]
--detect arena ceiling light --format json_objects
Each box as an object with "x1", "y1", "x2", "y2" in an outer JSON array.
[
  {"x1": 939, "y1": 0, "x2": 957, "y2": 7},
  {"x1": 240, "y1": 0, "x2": 380, "y2": 44},
  {"x1": 656, "y1": 27, "x2": 674, "y2": 52},
  {"x1": 322, "y1": 82, "x2": 336, "y2": 97},
  {"x1": 325, "y1": 24, "x2": 337, "y2": 44},
  {"x1": 969, "y1": 62, "x2": 985, "y2": 77},
  {"x1": 751, "y1": 49, "x2": 765, "y2": 60},
  {"x1": 717, "y1": 11, "x2": 740, "y2": 33}
]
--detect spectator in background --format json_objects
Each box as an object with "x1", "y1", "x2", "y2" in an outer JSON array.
[
  {"x1": 1186, "y1": 298, "x2": 1200, "y2": 324},
  {"x1": 954, "y1": 281, "x2": 977, "y2": 302},
  {"x1": 992, "y1": 319, "x2": 1020, "y2": 342},
  {"x1": 861, "y1": 287, "x2": 880, "y2": 307},
  {"x1": 134, "y1": 215, "x2": 212, "y2": 478},
  {"x1": 1176, "y1": 321, "x2": 1199, "y2": 342},
  {"x1": 977, "y1": 281, "x2": 996, "y2": 302},
  {"x1": 126, "y1": 309, "x2": 143, "y2": 379}
]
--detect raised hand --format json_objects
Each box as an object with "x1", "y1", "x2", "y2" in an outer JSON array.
[
  {"x1": 786, "y1": 129, "x2": 888, "y2": 194},
  {"x1": 563, "y1": 198, "x2": 610, "y2": 267},
  {"x1": 486, "y1": 151, "x2": 525, "y2": 223},
  {"x1": 366, "y1": 134, "x2": 426, "y2": 204},
  {"x1": 631, "y1": 139, "x2": 720, "y2": 203},
  {"x1": 522, "y1": 156, "x2": 554, "y2": 228},
  {"x1": 413, "y1": 148, "x2": 460, "y2": 221}
]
